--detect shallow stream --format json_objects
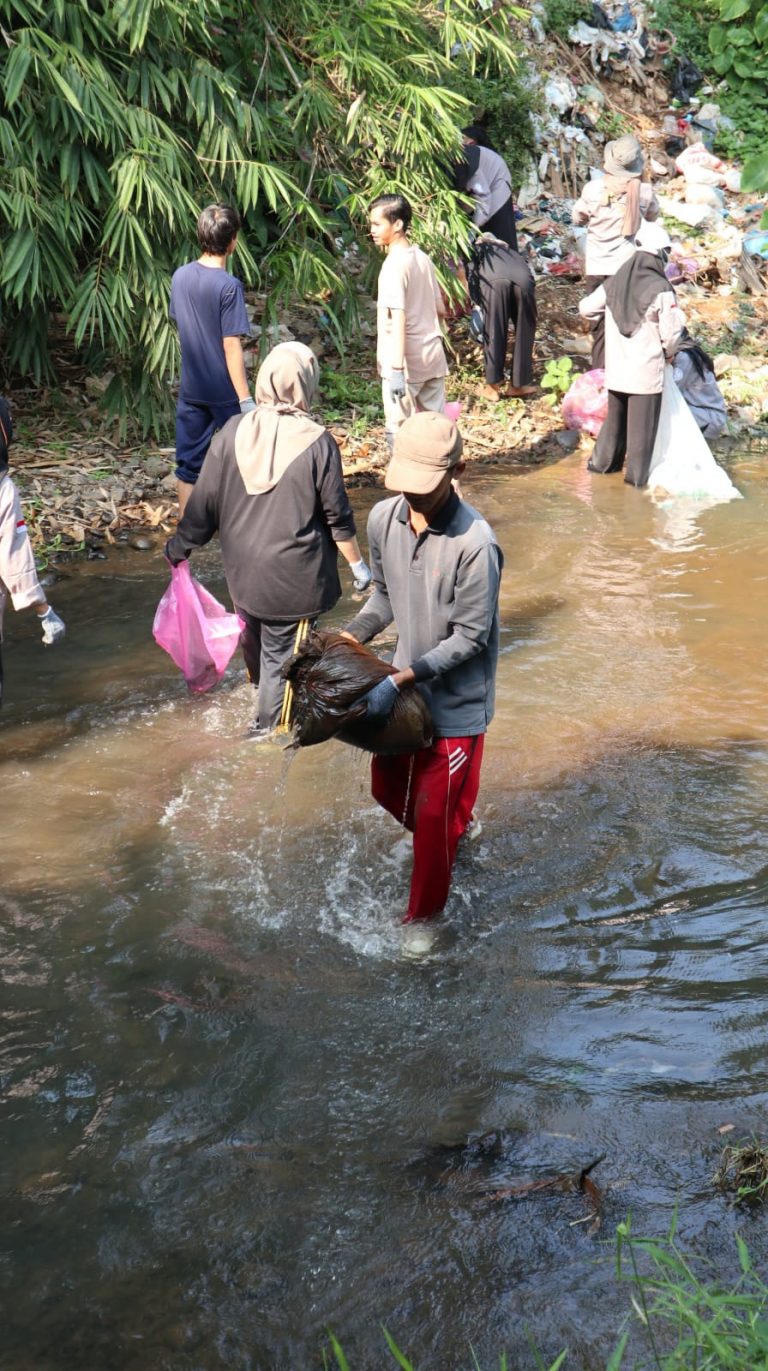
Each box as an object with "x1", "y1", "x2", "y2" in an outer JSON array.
[{"x1": 2, "y1": 449, "x2": 768, "y2": 1369}]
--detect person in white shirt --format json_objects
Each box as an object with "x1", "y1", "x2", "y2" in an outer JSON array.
[
  {"x1": 579, "y1": 221, "x2": 685, "y2": 487},
  {"x1": 368, "y1": 194, "x2": 448, "y2": 447}
]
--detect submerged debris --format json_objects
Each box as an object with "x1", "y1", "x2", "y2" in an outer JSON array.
[{"x1": 714, "y1": 1141, "x2": 768, "y2": 1206}]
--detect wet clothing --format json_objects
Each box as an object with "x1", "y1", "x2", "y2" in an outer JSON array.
[
  {"x1": 376, "y1": 244, "x2": 447, "y2": 385},
  {"x1": 238, "y1": 613, "x2": 315, "y2": 729},
  {"x1": 166, "y1": 420, "x2": 356, "y2": 622},
  {"x1": 372, "y1": 734, "x2": 484, "y2": 922},
  {"x1": 672, "y1": 350, "x2": 727, "y2": 439},
  {"x1": 468, "y1": 238, "x2": 537, "y2": 388},
  {"x1": 453, "y1": 145, "x2": 518, "y2": 252},
  {"x1": 572, "y1": 179, "x2": 659, "y2": 277},
  {"x1": 589, "y1": 390, "x2": 663, "y2": 487},
  {"x1": 579, "y1": 279, "x2": 685, "y2": 395},
  {"x1": 169, "y1": 261, "x2": 251, "y2": 483},
  {"x1": 344, "y1": 491, "x2": 502, "y2": 739}
]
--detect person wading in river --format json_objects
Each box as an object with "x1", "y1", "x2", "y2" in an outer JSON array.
[
  {"x1": 165, "y1": 342, "x2": 371, "y2": 741},
  {"x1": 579, "y1": 220, "x2": 685, "y2": 488},
  {"x1": 0, "y1": 396, "x2": 65, "y2": 704},
  {"x1": 343, "y1": 410, "x2": 502, "y2": 956}
]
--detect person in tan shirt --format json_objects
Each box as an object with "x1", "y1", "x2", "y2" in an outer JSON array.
[{"x1": 368, "y1": 194, "x2": 448, "y2": 446}]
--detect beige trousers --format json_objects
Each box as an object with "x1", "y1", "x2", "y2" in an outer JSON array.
[{"x1": 382, "y1": 376, "x2": 446, "y2": 444}]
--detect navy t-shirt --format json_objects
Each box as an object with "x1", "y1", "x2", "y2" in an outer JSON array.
[{"x1": 169, "y1": 261, "x2": 251, "y2": 405}]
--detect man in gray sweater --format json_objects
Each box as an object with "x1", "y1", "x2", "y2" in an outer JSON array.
[{"x1": 344, "y1": 411, "x2": 502, "y2": 953}]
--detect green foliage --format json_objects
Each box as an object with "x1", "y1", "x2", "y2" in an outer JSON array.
[
  {"x1": 704, "y1": 0, "x2": 768, "y2": 169},
  {"x1": 651, "y1": 0, "x2": 717, "y2": 71},
  {"x1": 541, "y1": 355, "x2": 575, "y2": 401},
  {"x1": 543, "y1": 0, "x2": 591, "y2": 41},
  {"x1": 449, "y1": 62, "x2": 539, "y2": 192},
  {"x1": 0, "y1": 0, "x2": 524, "y2": 435}
]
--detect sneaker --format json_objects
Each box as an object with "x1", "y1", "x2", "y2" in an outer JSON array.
[{"x1": 401, "y1": 922, "x2": 438, "y2": 958}]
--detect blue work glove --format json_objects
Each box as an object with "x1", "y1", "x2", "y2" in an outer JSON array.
[
  {"x1": 349, "y1": 557, "x2": 372, "y2": 592},
  {"x1": 239, "y1": 396, "x2": 257, "y2": 414},
  {"x1": 361, "y1": 675, "x2": 400, "y2": 723},
  {"x1": 38, "y1": 606, "x2": 65, "y2": 646},
  {"x1": 468, "y1": 305, "x2": 486, "y2": 344},
  {"x1": 388, "y1": 369, "x2": 407, "y2": 402}
]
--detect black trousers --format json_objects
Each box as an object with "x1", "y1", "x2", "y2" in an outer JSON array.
[
  {"x1": 585, "y1": 273, "x2": 608, "y2": 368},
  {"x1": 237, "y1": 612, "x2": 314, "y2": 729},
  {"x1": 479, "y1": 255, "x2": 537, "y2": 387},
  {"x1": 481, "y1": 197, "x2": 519, "y2": 253},
  {"x1": 589, "y1": 390, "x2": 662, "y2": 488}
]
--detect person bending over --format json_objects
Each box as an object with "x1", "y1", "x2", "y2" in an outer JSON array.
[
  {"x1": 170, "y1": 203, "x2": 254, "y2": 514},
  {"x1": 672, "y1": 333, "x2": 727, "y2": 439},
  {"x1": 368, "y1": 193, "x2": 448, "y2": 448},
  {"x1": 343, "y1": 411, "x2": 502, "y2": 955},
  {"x1": 453, "y1": 127, "x2": 519, "y2": 253},
  {"x1": 468, "y1": 232, "x2": 538, "y2": 401},
  {"x1": 579, "y1": 221, "x2": 685, "y2": 488},
  {"x1": 165, "y1": 343, "x2": 371, "y2": 742}
]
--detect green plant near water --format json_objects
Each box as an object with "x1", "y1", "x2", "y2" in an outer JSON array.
[
  {"x1": 542, "y1": 0, "x2": 591, "y2": 41},
  {"x1": 0, "y1": 0, "x2": 525, "y2": 436},
  {"x1": 714, "y1": 1140, "x2": 768, "y2": 1205},
  {"x1": 541, "y1": 356, "x2": 575, "y2": 404}
]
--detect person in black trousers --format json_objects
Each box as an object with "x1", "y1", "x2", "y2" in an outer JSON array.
[{"x1": 468, "y1": 233, "x2": 538, "y2": 401}]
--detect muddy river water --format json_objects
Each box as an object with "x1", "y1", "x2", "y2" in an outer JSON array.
[{"x1": 2, "y1": 449, "x2": 768, "y2": 1369}]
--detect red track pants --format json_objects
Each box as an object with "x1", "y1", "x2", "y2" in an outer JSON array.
[{"x1": 371, "y1": 734, "x2": 485, "y2": 923}]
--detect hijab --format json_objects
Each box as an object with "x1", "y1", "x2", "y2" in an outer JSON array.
[
  {"x1": 600, "y1": 136, "x2": 645, "y2": 236},
  {"x1": 234, "y1": 342, "x2": 325, "y2": 495},
  {"x1": 604, "y1": 244, "x2": 673, "y2": 337}
]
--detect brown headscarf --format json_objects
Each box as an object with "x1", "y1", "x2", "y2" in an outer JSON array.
[
  {"x1": 234, "y1": 342, "x2": 325, "y2": 495},
  {"x1": 600, "y1": 136, "x2": 645, "y2": 237}
]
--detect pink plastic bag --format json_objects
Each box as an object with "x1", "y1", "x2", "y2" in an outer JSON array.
[
  {"x1": 153, "y1": 561, "x2": 244, "y2": 693},
  {"x1": 562, "y1": 368, "x2": 608, "y2": 437},
  {"x1": 444, "y1": 401, "x2": 463, "y2": 423}
]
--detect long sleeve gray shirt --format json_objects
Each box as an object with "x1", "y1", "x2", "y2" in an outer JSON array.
[{"x1": 345, "y1": 491, "x2": 502, "y2": 738}]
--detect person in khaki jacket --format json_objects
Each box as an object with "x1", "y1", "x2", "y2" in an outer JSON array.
[
  {"x1": 579, "y1": 221, "x2": 685, "y2": 488},
  {"x1": 0, "y1": 397, "x2": 65, "y2": 704}
]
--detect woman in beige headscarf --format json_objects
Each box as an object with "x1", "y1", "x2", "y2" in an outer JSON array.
[
  {"x1": 166, "y1": 342, "x2": 370, "y2": 741},
  {"x1": 572, "y1": 135, "x2": 660, "y2": 366}
]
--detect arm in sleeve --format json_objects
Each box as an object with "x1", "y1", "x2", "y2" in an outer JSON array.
[
  {"x1": 658, "y1": 292, "x2": 686, "y2": 357},
  {"x1": 316, "y1": 435, "x2": 356, "y2": 542},
  {"x1": 642, "y1": 187, "x2": 660, "y2": 222},
  {"x1": 411, "y1": 541, "x2": 501, "y2": 681},
  {"x1": 220, "y1": 279, "x2": 251, "y2": 338},
  {"x1": 342, "y1": 510, "x2": 394, "y2": 642},
  {"x1": 165, "y1": 433, "x2": 224, "y2": 561},
  {"x1": 579, "y1": 284, "x2": 606, "y2": 320},
  {"x1": 0, "y1": 478, "x2": 45, "y2": 609},
  {"x1": 572, "y1": 189, "x2": 592, "y2": 225}
]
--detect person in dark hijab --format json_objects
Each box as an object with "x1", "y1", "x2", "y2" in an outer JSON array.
[
  {"x1": 578, "y1": 221, "x2": 685, "y2": 487},
  {"x1": 165, "y1": 343, "x2": 371, "y2": 741},
  {"x1": 452, "y1": 127, "x2": 519, "y2": 252}
]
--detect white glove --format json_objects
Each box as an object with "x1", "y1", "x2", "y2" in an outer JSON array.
[
  {"x1": 38, "y1": 606, "x2": 65, "y2": 646},
  {"x1": 388, "y1": 369, "x2": 407, "y2": 401},
  {"x1": 349, "y1": 558, "x2": 372, "y2": 591},
  {"x1": 239, "y1": 396, "x2": 257, "y2": 414}
]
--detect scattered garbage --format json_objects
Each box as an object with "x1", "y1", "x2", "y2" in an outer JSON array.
[
  {"x1": 562, "y1": 368, "x2": 608, "y2": 436},
  {"x1": 670, "y1": 54, "x2": 703, "y2": 103},
  {"x1": 647, "y1": 367, "x2": 742, "y2": 503},
  {"x1": 744, "y1": 232, "x2": 768, "y2": 259},
  {"x1": 282, "y1": 629, "x2": 434, "y2": 754}
]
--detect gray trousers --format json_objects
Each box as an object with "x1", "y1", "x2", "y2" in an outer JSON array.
[{"x1": 237, "y1": 612, "x2": 314, "y2": 729}]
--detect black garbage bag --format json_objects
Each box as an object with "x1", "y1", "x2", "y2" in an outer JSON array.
[
  {"x1": 282, "y1": 629, "x2": 434, "y2": 755},
  {"x1": 670, "y1": 55, "x2": 703, "y2": 103}
]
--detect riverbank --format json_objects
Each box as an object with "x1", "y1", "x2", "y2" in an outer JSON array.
[{"x1": 8, "y1": 261, "x2": 768, "y2": 563}]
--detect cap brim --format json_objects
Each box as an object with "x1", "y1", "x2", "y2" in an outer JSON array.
[{"x1": 384, "y1": 455, "x2": 449, "y2": 494}]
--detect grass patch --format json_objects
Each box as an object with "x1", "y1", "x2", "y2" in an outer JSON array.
[{"x1": 715, "y1": 1141, "x2": 768, "y2": 1207}]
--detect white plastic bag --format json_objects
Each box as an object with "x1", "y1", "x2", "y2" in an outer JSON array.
[{"x1": 647, "y1": 366, "x2": 741, "y2": 502}]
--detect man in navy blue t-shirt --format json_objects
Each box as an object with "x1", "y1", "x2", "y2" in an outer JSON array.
[{"x1": 170, "y1": 203, "x2": 254, "y2": 512}]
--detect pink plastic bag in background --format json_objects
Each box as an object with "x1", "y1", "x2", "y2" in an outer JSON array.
[
  {"x1": 153, "y1": 561, "x2": 244, "y2": 693},
  {"x1": 562, "y1": 368, "x2": 608, "y2": 438},
  {"x1": 444, "y1": 401, "x2": 463, "y2": 423}
]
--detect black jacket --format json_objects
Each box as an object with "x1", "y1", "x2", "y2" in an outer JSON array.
[{"x1": 166, "y1": 416, "x2": 356, "y2": 620}]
